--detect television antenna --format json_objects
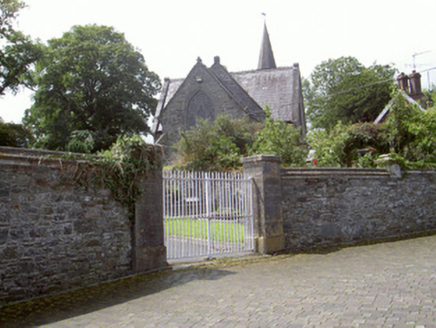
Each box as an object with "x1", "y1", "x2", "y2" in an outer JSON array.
[{"x1": 412, "y1": 50, "x2": 430, "y2": 69}]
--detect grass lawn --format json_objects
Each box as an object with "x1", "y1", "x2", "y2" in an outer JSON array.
[{"x1": 164, "y1": 217, "x2": 246, "y2": 243}]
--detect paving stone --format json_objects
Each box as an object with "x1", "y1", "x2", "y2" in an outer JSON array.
[{"x1": 1, "y1": 235, "x2": 436, "y2": 327}]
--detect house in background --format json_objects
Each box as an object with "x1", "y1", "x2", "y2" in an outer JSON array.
[
  {"x1": 374, "y1": 70, "x2": 427, "y2": 124},
  {"x1": 151, "y1": 23, "x2": 306, "y2": 158}
]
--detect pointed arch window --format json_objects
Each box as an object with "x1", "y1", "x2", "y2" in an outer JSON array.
[{"x1": 186, "y1": 91, "x2": 215, "y2": 128}]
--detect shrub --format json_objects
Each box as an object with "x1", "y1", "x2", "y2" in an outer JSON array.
[
  {"x1": 172, "y1": 115, "x2": 262, "y2": 171},
  {"x1": 249, "y1": 108, "x2": 308, "y2": 167}
]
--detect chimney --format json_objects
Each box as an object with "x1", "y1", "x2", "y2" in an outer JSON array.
[
  {"x1": 396, "y1": 72, "x2": 409, "y2": 92},
  {"x1": 408, "y1": 70, "x2": 423, "y2": 98}
]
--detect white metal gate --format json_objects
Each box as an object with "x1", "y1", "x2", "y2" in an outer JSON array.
[{"x1": 163, "y1": 170, "x2": 254, "y2": 260}]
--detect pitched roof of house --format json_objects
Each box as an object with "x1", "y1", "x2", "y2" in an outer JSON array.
[{"x1": 374, "y1": 90, "x2": 425, "y2": 124}]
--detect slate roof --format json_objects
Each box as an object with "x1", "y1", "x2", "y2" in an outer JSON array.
[
  {"x1": 231, "y1": 64, "x2": 303, "y2": 124},
  {"x1": 210, "y1": 57, "x2": 265, "y2": 120},
  {"x1": 151, "y1": 59, "x2": 306, "y2": 135}
]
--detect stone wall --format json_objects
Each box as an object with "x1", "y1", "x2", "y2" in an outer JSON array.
[
  {"x1": 282, "y1": 168, "x2": 436, "y2": 251},
  {"x1": 242, "y1": 156, "x2": 436, "y2": 254},
  {"x1": 0, "y1": 147, "x2": 166, "y2": 303}
]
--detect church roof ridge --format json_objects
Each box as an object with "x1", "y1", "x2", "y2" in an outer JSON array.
[{"x1": 230, "y1": 65, "x2": 298, "y2": 75}]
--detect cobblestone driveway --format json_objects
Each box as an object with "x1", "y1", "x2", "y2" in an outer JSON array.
[{"x1": 1, "y1": 235, "x2": 436, "y2": 327}]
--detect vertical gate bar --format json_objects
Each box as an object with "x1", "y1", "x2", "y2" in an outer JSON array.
[
  {"x1": 187, "y1": 171, "x2": 191, "y2": 258},
  {"x1": 240, "y1": 173, "x2": 244, "y2": 250},
  {"x1": 187, "y1": 171, "x2": 191, "y2": 257},
  {"x1": 205, "y1": 172, "x2": 211, "y2": 257},
  {"x1": 181, "y1": 170, "x2": 186, "y2": 258},
  {"x1": 172, "y1": 170, "x2": 175, "y2": 259},
  {"x1": 178, "y1": 170, "x2": 182, "y2": 258},
  {"x1": 186, "y1": 171, "x2": 189, "y2": 257},
  {"x1": 194, "y1": 171, "x2": 199, "y2": 257},
  {"x1": 220, "y1": 172, "x2": 225, "y2": 253},
  {"x1": 226, "y1": 172, "x2": 232, "y2": 253},
  {"x1": 167, "y1": 171, "x2": 171, "y2": 259},
  {"x1": 203, "y1": 171, "x2": 207, "y2": 257},
  {"x1": 168, "y1": 171, "x2": 171, "y2": 258},
  {"x1": 233, "y1": 173, "x2": 237, "y2": 251},
  {"x1": 244, "y1": 174, "x2": 249, "y2": 250},
  {"x1": 211, "y1": 172, "x2": 216, "y2": 255},
  {"x1": 235, "y1": 173, "x2": 240, "y2": 251},
  {"x1": 232, "y1": 172, "x2": 237, "y2": 252},
  {"x1": 169, "y1": 171, "x2": 173, "y2": 259},
  {"x1": 220, "y1": 172, "x2": 225, "y2": 252},
  {"x1": 168, "y1": 171, "x2": 172, "y2": 259},
  {"x1": 224, "y1": 172, "x2": 228, "y2": 251},
  {"x1": 163, "y1": 172, "x2": 165, "y2": 249},
  {"x1": 248, "y1": 176, "x2": 254, "y2": 250}
]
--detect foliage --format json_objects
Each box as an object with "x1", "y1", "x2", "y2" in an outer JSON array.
[
  {"x1": 304, "y1": 56, "x2": 395, "y2": 131},
  {"x1": 0, "y1": 120, "x2": 34, "y2": 147},
  {"x1": 66, "y1": 135, "x2": 161, "y2": 219},
  {"x1": 248, "y1": 108, "x2": 308, "y2": 167},
  {"x1": 307, "y1": 122, "x2": 350, "y2": 167},
  {"x1": 172, "y1": 115, "x2": 262, "y2": 171},
  {"x1": 308, "y1": 89, "x2": 436, "y2": 169},
  {"x1": 382, "y1": 90, "x2": 436, "y2": 168},
  {"x1": 24, "y1": 24, "x2": 161, "y2": 152},
  {"x1": 423, "y1": 86, "x2": 436, "y2": 109},
  {"x1": 0, "y1": 0, "x2": 42, "y2": 96}
]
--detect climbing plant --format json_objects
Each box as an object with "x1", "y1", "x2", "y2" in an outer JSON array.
[{"x1": 62, "y1": 135, "x2": 161, "y2": 220}]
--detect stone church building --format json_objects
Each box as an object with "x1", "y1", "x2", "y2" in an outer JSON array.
[{"x1": 151, "y1": 23, "x2": 306, "y2": 156}]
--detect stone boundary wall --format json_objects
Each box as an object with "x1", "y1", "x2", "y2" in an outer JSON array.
[
  {"x1": 282, "y1": 168, "x2": 436, "y2": 251},
  {"x1": 0, "y1": 147, "x2": 166, "y2": 304},
  {"x1": 242, "y1": 155, "x2": 436, "y2": 254}
]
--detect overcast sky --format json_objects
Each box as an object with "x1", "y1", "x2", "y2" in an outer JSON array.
[{"x1": 2, "y1": 0, "x2": 436, "y2": 123}]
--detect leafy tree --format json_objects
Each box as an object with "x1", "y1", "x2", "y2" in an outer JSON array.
[
  {"x1": 304, "y1": 56, "x2": 395, "y2": 131},
  {"x1": 24, "y1": 25, "x2": 161, "y2": 152},
  {"x1": 0, "y1": 118, "x2": 34, "y2": 147},
  {"x1": 172, "y1": 115, "x2": 262, "y2": 171},
  {"x1": 0, "y1": 0, "x2": 42, "y2": 96},
  {"x1": 249, "y1": 108, "x2": 308, "y2": 167}
]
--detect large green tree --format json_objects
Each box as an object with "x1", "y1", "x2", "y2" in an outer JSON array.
[
  {"x1": 304, "y1": 56, "x2": 395, "y2": 131},
  {"x1": 0, "y1": 116, "x2": 34, "y2": 147},
  {"x1": 24, "y1": 25, "x2": 161, "y2": 152},
  {"x1": 0, "y1": 0, "x2": 41, "y2": 96}
]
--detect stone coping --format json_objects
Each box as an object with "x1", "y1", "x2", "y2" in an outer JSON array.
[{"x1": 281, "y1": 167, "x2": 390, "y2": 177}]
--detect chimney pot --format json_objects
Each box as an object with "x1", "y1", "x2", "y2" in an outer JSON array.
[
  {"x1": 409, "y1": 71, "x2": 422, "y2": 98},
  {"x1": 396, "y1": 72, "x2": 409, "y2": 92}
]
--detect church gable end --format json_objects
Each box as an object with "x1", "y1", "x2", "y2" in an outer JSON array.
[{"x1": 157, "y1": 58, "x2": 257, "y2": 151}]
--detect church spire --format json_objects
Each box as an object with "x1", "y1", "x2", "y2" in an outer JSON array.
[{"x1": 257, "y1": 18, "x2": 277, "y2": 70}]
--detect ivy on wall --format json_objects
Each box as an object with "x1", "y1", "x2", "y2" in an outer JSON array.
[{"x1": 60, "y1": 135, "x2": 161, "y2": 220}]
